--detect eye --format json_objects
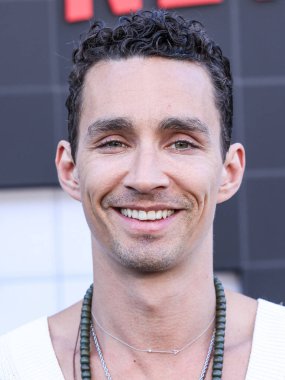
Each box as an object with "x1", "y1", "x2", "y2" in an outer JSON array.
[
  {"x1": 93, "y1": 137, "x2": 130, "y2": 154},
  {"x1": 98, "y1": 140, "x2": 125, "y2": 148},
  {"x1": 169, "y1": 140, "x2": 199, "y2": 151}
]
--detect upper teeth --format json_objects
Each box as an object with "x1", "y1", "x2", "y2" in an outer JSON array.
[{"x1": 120, "y1": 209, "x2": 174, "y2": 220}]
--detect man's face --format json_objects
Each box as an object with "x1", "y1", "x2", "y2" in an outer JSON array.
[{"x1": 75, "y1": 57, "x2": 225, "y2": 272}]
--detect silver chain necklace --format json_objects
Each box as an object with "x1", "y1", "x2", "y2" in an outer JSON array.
[
  {"x1": 91, "y1": 322, "x2": 215, "y2": 380},
  {"x1": 91, "y1": 311, "x2": 215, "y2": 355}
]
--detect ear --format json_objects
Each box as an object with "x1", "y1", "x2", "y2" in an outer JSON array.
[
  {"x1": 55, "y1": 140, "x2": 81, "y2": 201},
  {"x1": 217, "y1": 143, "x2": 245, "y2": 204}
]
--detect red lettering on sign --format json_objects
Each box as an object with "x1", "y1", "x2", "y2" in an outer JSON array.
[
  {"x1": 108, "y1": 0, "x2": 143, "y2": 15},
  {"x1": 64, "y1": 0, "x2": 94, "y2": 23},
  {"x1": 157, "y1": 0, "x2": 223, "y2": 8}
]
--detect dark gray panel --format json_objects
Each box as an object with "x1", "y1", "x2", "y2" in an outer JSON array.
[
  {"x1": 232, "y1": 85, "x2": 245, "y2": 144},
  {"x1": 0, "y1": 2, "x2": 51, "y2": 85},
  {"x1": 239, "y1": 1, "x2": 285, "y2": 77},
  {"x1": 243, "y1": 268, "x2": 285, "y2": 304},
  {"x1": 0, "y1": 94, "x2": 57, "y2": 187},
  {"x1": 214, "y1": 194, "x2": 240, "y2": 270},
  {"x1": 53, "y1": 91, "x2": 69, "y2": 144},
  {"x1": 244, "y1": 86, "x2": 285, "y2": 170},
  {"x1": 247, "y1": 177, "x2": 285, "y2": 262}
]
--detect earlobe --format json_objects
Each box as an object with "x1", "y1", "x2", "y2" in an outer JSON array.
[
  {"x1": 55, "y1": 140, "x2": 81, "y2": 201},
  {"x1": 217, "y1": 143, "x2": 246, "y2": 204}
]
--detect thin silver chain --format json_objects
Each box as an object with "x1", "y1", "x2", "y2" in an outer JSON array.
[
  {"x1": 91, "y1": 322, "x2": 215, "y2": 380},
  {"x1": 198, "y1": 329, "x2": 215, "y2": 380},
  {"x1": 91, "y1": 311, "x2": 215, "y2": 355},
  {"x1": 91, "y1": 323, "x2": 112, "y2": 380}
]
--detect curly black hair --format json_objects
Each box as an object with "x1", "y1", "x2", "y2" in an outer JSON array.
[{"x1": 66, "y1": 9, "x2": 232, "y2": 161}]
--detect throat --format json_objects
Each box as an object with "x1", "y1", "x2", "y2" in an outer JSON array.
[
  {"x1": 79, "y1": 277, "x2": 226, "y2": 380},
  {"x1": 92, "y1": 266, "x2": 217, "y2": 351}
]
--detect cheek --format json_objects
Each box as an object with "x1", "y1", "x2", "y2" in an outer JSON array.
[
  {"x1": 171, "y1": 159, "x2": 221, "y2": 201},
  {"x1": 178, "y1": 175, "x2": 221, "y2": 230},
  {"x1": 78, "y1": 156, "x2": 127, "y2": 204}
]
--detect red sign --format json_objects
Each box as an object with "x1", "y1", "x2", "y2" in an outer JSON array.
[
  {"x1": 64, "y1": 0, "x2": 94, "y2": 23},
  {"x1": 64, "y1": 0, "x2": 223, "y2": 23},
  {"x1": 157, "y1": 0, "x2": 222, "y2": 8},
  {"x1": 108, "y1": 0, "x2": 143, "y2": 15}
]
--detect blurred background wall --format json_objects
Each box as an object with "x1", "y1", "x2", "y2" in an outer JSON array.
[{"x1": 0, "y1": 0, "x2": 284, "y2": 334}]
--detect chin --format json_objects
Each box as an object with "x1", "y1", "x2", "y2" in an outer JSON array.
[{"x1": 111, "y1": 239, "x2": 181, "y2": 273}]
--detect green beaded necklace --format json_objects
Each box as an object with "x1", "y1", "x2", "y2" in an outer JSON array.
[{"x1": 80, "y1": 276, "x2": 226, "y2": 380}]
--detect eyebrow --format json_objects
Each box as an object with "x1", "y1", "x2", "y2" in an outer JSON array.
[
  {"x1": 158, "y1": 117, "x2": 210, "y2": 141},
  {"x1": 86, "y1": 116, "x2": 210, "y2": 141},
  {"x1": 86, "y1": 117, "x2": 134, "y2": 138}
]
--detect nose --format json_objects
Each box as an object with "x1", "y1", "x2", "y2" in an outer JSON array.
[{"x1": 123, "y1": 146, "x2": 170, "y2": 193}]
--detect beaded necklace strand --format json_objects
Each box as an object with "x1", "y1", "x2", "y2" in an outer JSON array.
[{"x1": 79, "y1": 276, "x2": 226, "y2": 380}]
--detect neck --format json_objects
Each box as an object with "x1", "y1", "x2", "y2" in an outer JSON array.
[{"x1": 91, "y1": 239, "x2": 216, "y2": 351}]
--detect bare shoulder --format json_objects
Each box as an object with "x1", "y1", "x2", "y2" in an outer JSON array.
[
  {"x1": 48, "y1": 301, "x2": 82, "y2": 341},
  {"x1": 221, "y1": 290, "x2": 258, "y2": 379},
  {"x1": 226, "y1": 290, "x2": 258, "y2": 325},
  {"x1": 48, "y1": 302, "x2": 82, "y2": 377},
  {"x1": 225, "y1": 290, "x2": 258, "y2": 348}
]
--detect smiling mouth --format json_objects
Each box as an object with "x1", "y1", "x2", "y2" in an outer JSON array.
[{"x1": 120, "y1": 208, "x2": 175, "y2": 221}]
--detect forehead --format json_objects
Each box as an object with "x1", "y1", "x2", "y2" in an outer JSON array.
[{"x1": 80, "y1": 57, "x2": 220, "y2": 136}]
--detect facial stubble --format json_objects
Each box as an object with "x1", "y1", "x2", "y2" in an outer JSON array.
[{"x1": 101, "y1": 192, "x2": 198, "y2": 273}]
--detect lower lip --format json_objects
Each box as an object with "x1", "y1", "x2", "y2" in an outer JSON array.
[{"x1": 114, "y1": 209, "x2": 179, "y2": 233}]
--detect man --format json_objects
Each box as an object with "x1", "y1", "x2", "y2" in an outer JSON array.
[{"x1": 1, "y1": 10, "x2": 285, "y2": 380}]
